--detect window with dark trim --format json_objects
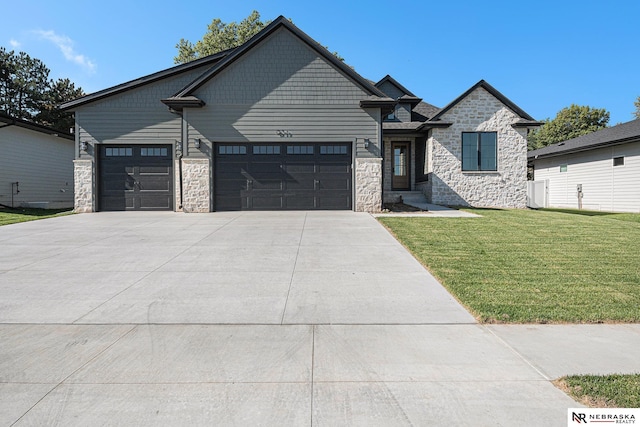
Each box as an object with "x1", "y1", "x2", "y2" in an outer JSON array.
[
  {"x1": 253, "y1": 145, "x2": 280, "y2": 155},
  {"x1": 286, "y1": 145, "x2": 314, "y2": 155},
  {"x1": 105, "y1": 147, "x2": 132, "y2": 157},
  {"x1": 560, "y1": 164, "x2": 568, "y2": 173},
  {"x1": 462, "y1": 132, "x2": 497, "y2": 171},
  {"x1": 613, "y1": 156, "x2": 624, "y2": 166},
  {"x1": 320, "y1": 145, "x2": 348, "y2": 155},
  {"x1": 141, "y1": 147, "x2": 168, "y2": 157},
  {"x1": 218, "y1": 145, "x2": 247, "y2": 155},
  {"x1": 415, "y1": 137, "x2": 429, "y2": 182}
]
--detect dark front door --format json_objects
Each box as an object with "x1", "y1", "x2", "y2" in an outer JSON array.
[
  {"x1": 214, "y1": 143, "x2": 352, "y2": 211},
  {"x1": 98, "y1": 145, "x2": 173, "y2": 211},
  {"x1": 392, "y1": 142, "x2": 410, "y2": 190}
]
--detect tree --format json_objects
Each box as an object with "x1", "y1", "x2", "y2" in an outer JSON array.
[
  {"x1": 634, "y1": 95, "x2": 640, "y2": 120},
  {"x1": 174, "y1": 11, "x2": 270, "y2": 64},
  {"x1": 0, "y1": 47, "x2": 50, "y2": 121},
  {"x1": 528, "y1": 104, "x2": 610, "y2": 150},
  {"x1": 0, "y1": 47, "x2": 84, "y2": 130},
  {"x1": 37, "y1": 78, "x2": 85, "y2": 131}
]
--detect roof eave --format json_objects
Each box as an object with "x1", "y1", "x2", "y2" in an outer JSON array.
[
  {"x1": 161, "y1": 96, "x2": 206, "y2": 111},
  {"x1": 417, "y1": 121, "x2": 453, "y2": 131},
  {"x1": 59, "y1": 49, "x2": 232, "y2": 111}
]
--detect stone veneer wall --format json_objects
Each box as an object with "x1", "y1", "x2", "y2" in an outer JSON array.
[
  {"x1": 429, "y1": 87, "x2": 528, "y2": 208},
  {"x1": 355, "y1": 158, "x2": 382, "y2": 212},
  {"x1": 181, "y1": 158, "x2": 210, "y2": 212},
  {"x1": 73, "y1": 159, "x2": 93, "y2": 213}
]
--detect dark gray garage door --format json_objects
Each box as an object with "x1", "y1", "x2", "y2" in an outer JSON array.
[
  {"x1": 98, "y1": 145, "x2": 173, "y2": 211},
  {"x1": 214, "y1": 143, "x2": 352, "y2": 210}
]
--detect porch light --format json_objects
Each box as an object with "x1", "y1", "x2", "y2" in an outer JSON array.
[
  {"x1": 194, "y1": 138, "x2": 201, "y2": 149},
  {"x1": 175, "y1": 141, "x2": 183, "y2": 154},
  {"x1": 79, "y1": 141, "x2": 88, "y2": 151},
  {"x1": 364, "y1": 138, "x2": 370, "y2": 149}
]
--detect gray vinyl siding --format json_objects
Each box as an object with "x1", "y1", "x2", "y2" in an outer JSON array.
[
  {"x1": 396, "y1": 103, "x2": 411, "y2": 123},
  {"x1": 377, "y1": 81, "x2": 405, "y2": 99},
  {"x1": 0, "y1": 126, "x2": 74, "y2": 208},
  {"x1": 75, "y1": 64, "x2": 212, "y2": 160},
  {"x1": 187, "y1": 27, "x2": 380, "y2": 158},
  {"x1": 533, "y1": 141, "x2": 640, "y2": 213}
]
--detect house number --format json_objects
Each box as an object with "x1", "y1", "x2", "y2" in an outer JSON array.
[{"x1": 276, "y1": 130, "x2": 292, "y2": 137}]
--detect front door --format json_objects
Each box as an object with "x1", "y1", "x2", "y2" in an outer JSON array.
[{"x1": 392, "y1": 142, "x2": 410, "y2": 190}]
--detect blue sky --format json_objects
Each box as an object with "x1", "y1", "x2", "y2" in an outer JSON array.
[{"x1": 3, "y1": 0, "x2": 639, "y2": 124}]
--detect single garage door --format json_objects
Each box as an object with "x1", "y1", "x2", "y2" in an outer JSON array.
[
  {"x1": 98, "y1": 145, "x2": 173, "y2": 211},
  {"x1": 215, "y1": 143, "x2": 352, "y2": 210}
]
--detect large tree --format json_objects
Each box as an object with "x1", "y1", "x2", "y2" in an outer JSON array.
[
  {"x1": 36, "y1": 78, "x2": 85, "y2": 131},
  {"x1": 528, "y1": 104, "x2": 610, "y2": 150},
  {"x1": 0, "y1": 47, "x2": 84, "y2": 130},
  {"x1": 174, "y1": 11, "x2": 270, "y2": 64},
  {"x1": 0, "y1": 47, "x2": 50, "y2": 121}
]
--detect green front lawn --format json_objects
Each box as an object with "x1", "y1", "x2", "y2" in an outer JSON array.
[
  {"x1": 555, "y1": 374, "x2": 640, "y2": 408},
  {"x1": 0, "y1": 207, "x2": 72, "y2": 226},
  {"x1": 379, "y1": 209, "x2": 640, "y2": 323}
]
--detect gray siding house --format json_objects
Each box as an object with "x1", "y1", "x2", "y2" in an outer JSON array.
[
  {"x1": 0, "y1": 113, "x2": 74, "y2": 208},
  {"x1": 529, "y1": 119, "x2": 640, "y2": 213},
  {"x1": 62, "y1": 16, "x2": 540, "y2": 213}
]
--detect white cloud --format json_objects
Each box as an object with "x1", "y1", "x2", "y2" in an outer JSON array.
[
  {"x1": 33, "y1": 30, "x2": 96, "y2": 72},
  {"x1": 9, "y1": 39, "x2": 21, "y2": 48}
]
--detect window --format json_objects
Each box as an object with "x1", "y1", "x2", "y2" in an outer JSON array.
[
  {"x1": 105, "y1": 147, "x2": 132, "y2": 157},
  {"x1": 286, "y1": 145, "x2": 314, "y2": 155},
  {"x1": 462, "y1": 132, "x2": 497, "y2": 171},
  {"x1": 613, "y1": 156, "x2": 624, "y2": 166},
  {"x1": 141, "y1": 147, "x2": 168, "y2": 157},
  {"x1": 253, "y1": 145, "x2": 281, "y2": 155},
  {"x1": 218, "y1": 145, "x2": 247, "y2": 155},
  {"x1": 560, "y1": 164, "x2": 568, "y2": 173},
  {"x1": 320, "y1": 145, "x2": 348, "y2": 155}
]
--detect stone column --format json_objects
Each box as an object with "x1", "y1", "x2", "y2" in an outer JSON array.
[
  {"x1": 181, "y1": 158, "x2": 210, "y2": 212},
  {"x1": 355, "y1": 158, "x2": 382, "y2": 212},
  {"x1": 73, "y1": 159, "x2": 93, "y2": 213}
]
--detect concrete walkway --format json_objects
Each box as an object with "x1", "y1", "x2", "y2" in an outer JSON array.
[{"x1": 0, "y1": 212, "x2": 638, "y2": 426}]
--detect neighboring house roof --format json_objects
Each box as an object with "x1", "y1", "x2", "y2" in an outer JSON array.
[
  {"x1": 166, "y1": 16, "x2": 388, "y2": 107},
  {"x1": 59, "y1": 49, "x2": 233, "y2": 110},
  {"x1": 0, "y1": 113, "x2": 74, "y2": 140},
  {"x1": 528, "y1": 118, "x2": 640, "y2": 160},
  {"x1": 428, "y1": 80, "x2": 539, "y2": 122}
]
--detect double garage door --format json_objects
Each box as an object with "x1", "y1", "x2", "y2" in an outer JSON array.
[
  {"x1": 97, "y1": 143, "x2": 352, "y2": 211},
  {"x1": 215, "y1": 143, "x2": 352, "y2": 210}
]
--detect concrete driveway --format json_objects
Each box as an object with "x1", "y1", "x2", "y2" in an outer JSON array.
[{"x1": 1, "y1": 211, "x2": 581, "y2": 426}]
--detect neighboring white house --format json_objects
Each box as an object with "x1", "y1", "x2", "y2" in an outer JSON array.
[
  {"x1": 0, "y1": 113, "x2": 75, "y2": 209},
  {"x1": 528, "y1": 119, "x2": 640, "y2": 213}
]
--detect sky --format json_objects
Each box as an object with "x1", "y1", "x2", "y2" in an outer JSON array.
[{"x1": 2, "y1": 0, "x2": 639, "y2": 124}]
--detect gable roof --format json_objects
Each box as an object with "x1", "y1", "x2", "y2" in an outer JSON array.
[
  {"x1": 168, "y1": 16, "x2": 387, "y2": 103},
  {"x1": 528, "y1": 118, "x2": 640, "y2": 160},
  {"x1": 375, "y1": 75, "x2": 417, "y2": 98},
  {"x1": 0, "y1": 113, "x2": 74, "y2": 140},
  {"x1": 428, "y1": 80, "x2": 539, "y2": 123},
  {"x1": 59, "y1": 49, "x2": 233, "y2": 110}
]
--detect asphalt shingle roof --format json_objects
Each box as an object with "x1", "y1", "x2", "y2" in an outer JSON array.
[{"x1": 528, "y1": 119, "x2": 640, "y2": 159}]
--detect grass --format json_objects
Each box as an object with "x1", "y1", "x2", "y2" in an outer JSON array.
[
  {"x1": 0, "y1": 207, "x2": 73, "y2": 226},
  {"x1": 554, "y1": 374, "x2": 640, "y2": 408},
  {"x1": 378, "y1": 209, "x2": 640, "y2": 323}
]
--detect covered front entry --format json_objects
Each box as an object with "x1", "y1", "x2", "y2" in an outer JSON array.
[
  {"x1": 98, "y1": 145, "x2": 173, "y2": 211},
  {"x1": 214, "y1": 143, "x2": 352, "y2": 211},
  {"x1": 392, "y1": 141, "x2": 411, "y2": 190}
]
